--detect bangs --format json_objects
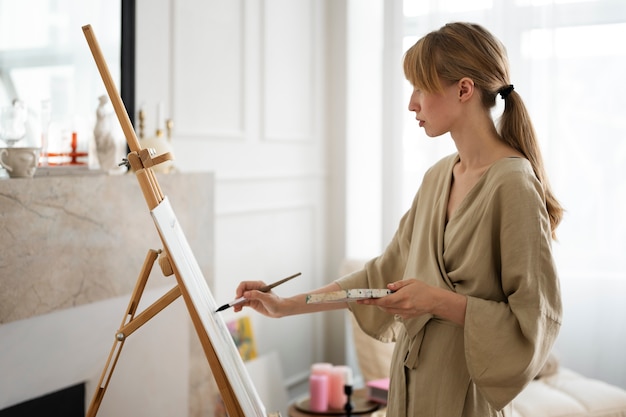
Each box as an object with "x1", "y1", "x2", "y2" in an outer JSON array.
[{"x1": 403, "y1": 36, "x2": 443, "y2": 93}]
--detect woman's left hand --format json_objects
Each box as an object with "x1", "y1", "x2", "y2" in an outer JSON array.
[
  {"x1": 358, "y1": 279, "x2": 467, "y2": 325},
  {"x1": 357, "y1": 279, "x2": 435, "y2": 319}
]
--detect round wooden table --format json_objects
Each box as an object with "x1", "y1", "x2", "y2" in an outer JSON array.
[{"x1": 288, "y1": 389, "x2": 382, "y2": 417}]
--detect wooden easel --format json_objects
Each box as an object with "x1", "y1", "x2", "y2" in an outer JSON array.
[{"x1": 82, "y1": 25, "x2": 268, "y2": 417}]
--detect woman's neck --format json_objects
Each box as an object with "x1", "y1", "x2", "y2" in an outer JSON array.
[{"x1": 451, "y1": 111, "x2": 519, "y2": 171}]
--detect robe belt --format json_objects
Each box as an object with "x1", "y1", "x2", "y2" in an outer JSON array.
[
  {"x1": 392, "y1": 316, "x2": 472, "y2": 417},
  {"x1": 398, "y1": 314, "x2": 432, "y2": 369},
  {"x1": 399, "y1": 315, "x2": 463, "y2": 369}
]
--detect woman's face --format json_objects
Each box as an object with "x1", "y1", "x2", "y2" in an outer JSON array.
[{"x1": 407, "y1": 82, "x2": 462, "y2": 138}]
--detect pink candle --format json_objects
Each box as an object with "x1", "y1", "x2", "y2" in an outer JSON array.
[
  {"x1": 336, "y1": 365, "x2": 353, "y2": 386},
  {"x1": 311, "y1": 362, "x2": 333, "y2": 409},
  {"x1": 311, "y1": 362, "x2": 333, "y2": 375},
  {"x1": 328, "y1": 366, "x2": 347, "y2": 410},
  {"x1": 309, "y1": 374, "x2": 329, "y2": 412}
]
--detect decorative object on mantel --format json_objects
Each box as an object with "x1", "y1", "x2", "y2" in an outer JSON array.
[
  {"x1": 0, "y1": 100, "x2": 28, "y2": 148},
  {"x1": 0, "y1": 146, "x2": 40, "y2": 178},
  {"x1": 137, "y1": 103, "x2": 175, "y2": 174},
  {"x1": 45, "y1": 130, "x2": 89, "y2": 166},
  {"x1": 93, "y1": 95, "x2": 126, "y2": 174},
  {"x1": 0, "y1": 100, "x2": 35, "y2": 179},
  {"x1": 83, "y1": 24, "x2": 266, "y2": 417}
]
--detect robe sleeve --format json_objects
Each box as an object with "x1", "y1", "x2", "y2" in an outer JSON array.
[
  {"x1": 334, "y1": 190, "x2": 420, "y2": 343},
  {"x1": 464, "y1": 167, "x2": 562, "y2": 410}
]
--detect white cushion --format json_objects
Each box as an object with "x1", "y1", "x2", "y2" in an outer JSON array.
[{"x1": 512, "y1": 368, "x2": 626, "y2": 417}]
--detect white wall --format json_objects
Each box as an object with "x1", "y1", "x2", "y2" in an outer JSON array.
[{"x1": 136, "y1": 0, "x2": 347, "y2": 399}]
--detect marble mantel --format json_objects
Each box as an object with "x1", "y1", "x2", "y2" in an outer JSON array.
[
  {"x1": 0, "y1": 172, "x2": 213, "y2": 324},
  {"x1": 0, "y1": 172, "x2": 216, "y2": 417}
]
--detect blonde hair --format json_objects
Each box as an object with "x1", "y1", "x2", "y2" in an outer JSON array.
[{"x1": 403, "y1": 22, "x2": 563, "y2": 238}]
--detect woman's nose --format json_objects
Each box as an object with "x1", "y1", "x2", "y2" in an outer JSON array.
[{"x1": 408, "y1": 92, "x2": 419, "y2": 112}]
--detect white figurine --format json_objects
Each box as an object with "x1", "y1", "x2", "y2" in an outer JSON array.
[{"x1": 93, "y1": 95, "x2": 123, "y2": 173}]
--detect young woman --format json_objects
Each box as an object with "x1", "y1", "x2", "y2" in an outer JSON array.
[{"x1": 233, "y1": 22, "x2": 563, "y2": 416}]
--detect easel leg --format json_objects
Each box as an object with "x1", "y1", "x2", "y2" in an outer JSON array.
[{"x1": 86, "y1": 249, "x2": 181, "y2": 417}]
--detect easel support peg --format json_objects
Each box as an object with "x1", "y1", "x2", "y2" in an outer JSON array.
[{"x1": 159, "y1": 252, "x2": 174, "y2": 276}]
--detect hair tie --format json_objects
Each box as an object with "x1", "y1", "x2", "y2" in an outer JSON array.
[{"x1": 498, "y1": 84, "x2": 514, "y2": 99}]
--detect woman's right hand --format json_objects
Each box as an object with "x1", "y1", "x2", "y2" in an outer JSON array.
[{"x1": 232, "y1": 280, "x2": 287, "y2": 317}]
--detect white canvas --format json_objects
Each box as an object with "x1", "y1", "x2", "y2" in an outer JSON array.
[{"x1": 151, "y1": 197, "x2": 266, "y2": 417}]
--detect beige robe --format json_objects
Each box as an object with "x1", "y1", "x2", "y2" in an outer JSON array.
[{"x1": 336, "y1": 154, "x2": 562, "y2": 417}]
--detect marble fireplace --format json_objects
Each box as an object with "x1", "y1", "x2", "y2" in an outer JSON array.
[{"x1": 0, "y1": 172, "x2": 215, "y2": 417}]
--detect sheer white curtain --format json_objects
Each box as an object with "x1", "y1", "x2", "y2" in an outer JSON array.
[{"x1": 399, "y1": 0, "x2": 626, "y2": 389}]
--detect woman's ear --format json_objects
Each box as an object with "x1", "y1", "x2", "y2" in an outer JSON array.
[{"x1": 458, "y1": 77, "x2": 475, "y2": 102}]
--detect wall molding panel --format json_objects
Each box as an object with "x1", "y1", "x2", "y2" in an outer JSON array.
[
  {"x1": 261, "y1": 0, "x2": 319, "y2": 143},
  {"x1": 173, "y1": 0, "x2": 246, "y2": 138}
]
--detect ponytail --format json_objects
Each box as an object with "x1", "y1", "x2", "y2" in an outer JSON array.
[{"x1": 498, "y1": 91, "x2": 563, "y2": 239}]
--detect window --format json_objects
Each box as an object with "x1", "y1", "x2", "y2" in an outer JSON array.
[{"x1": 0, "y1": 0, "x2": 121, "y2": 151}]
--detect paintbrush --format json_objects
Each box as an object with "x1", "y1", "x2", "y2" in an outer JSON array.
[{"x1": 215, "y1": 272, "x2": 301, "y2": 312}]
